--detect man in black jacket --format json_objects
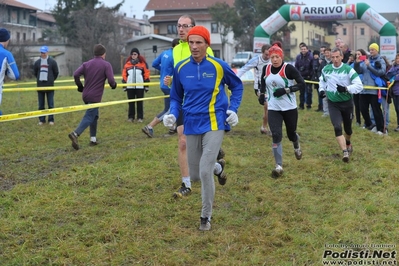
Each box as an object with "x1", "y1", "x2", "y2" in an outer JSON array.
[
  {"x1": 33, "y1": 46, "x2": 59, "y2": 125},
  {"x1": 339, "y1": 43, "x2": 352, "y2": 64},
  {"x1": 295, "y1": 43, "x2": 313, "y2": 109}
]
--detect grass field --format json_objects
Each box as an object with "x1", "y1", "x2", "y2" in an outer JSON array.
[{"x1": 0, "y1": 78, "x2": 398, "y2": 265}]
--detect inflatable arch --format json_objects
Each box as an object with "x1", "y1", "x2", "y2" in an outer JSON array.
[{"x1": 253, "y1": 3, "x2": 397, "y2": 60}]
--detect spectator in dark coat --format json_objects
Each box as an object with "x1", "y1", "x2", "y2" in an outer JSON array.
[
  {"x1": 33, "y1": 46, "x2": 59, "y2": 125},
  {"x1": 339, "y1": 43, "x2": 352, "y2": 64},
  {"x1": 295, "y1": 44, "x2": 313, "y2": 109}
]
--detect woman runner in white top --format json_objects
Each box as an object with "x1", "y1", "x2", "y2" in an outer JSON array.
[{"x1": 259, "y1": 43, "x2": 306, "y2": 178}]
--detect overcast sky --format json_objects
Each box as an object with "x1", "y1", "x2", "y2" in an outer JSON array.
[
  {"x1": 17, "y1": 0, "x2": 396, "y2": 19},
  {"x1": 17, "y1": 0, "x2": 154, "y2": 19}
]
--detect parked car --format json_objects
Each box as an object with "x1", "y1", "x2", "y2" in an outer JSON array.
[{"x1": 231, "y1": 51, "x2": 253, "y2": 68}]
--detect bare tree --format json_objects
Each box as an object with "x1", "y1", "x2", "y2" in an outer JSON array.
[
  {"x1": 209, "y1": 3, "x2": 240, "y2": 60},
  {"x1": 70, "y1": 7, "x2": 122, "y2": 63},
  {"x1": 52, "y1": 0, "x2": 124, "y2": 72}
]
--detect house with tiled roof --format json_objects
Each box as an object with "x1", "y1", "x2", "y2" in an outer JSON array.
[
  {"x1": 0, "y1": 0, "x2": 82, "y2": 77},
  {"x1": 335, "y1": 12, "x2": 399, "y2": 54},
  {"x1": 0, "y1": 0, "x2": 64, "y2": 43},
  {"x1": 0, "y1": 0, "x2": 40, "y2": 43},
  {"x1": 144, "y1": 0, "x2": 236, "y2": 63}
]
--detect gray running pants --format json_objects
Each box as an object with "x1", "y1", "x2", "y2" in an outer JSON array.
[{"x1": 186, "y1": 130, "x2": 224, "y2": 219}]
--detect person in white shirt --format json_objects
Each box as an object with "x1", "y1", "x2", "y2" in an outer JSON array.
[{"x1": 237, "y1": 44, "x2": 271, "y2": 135}]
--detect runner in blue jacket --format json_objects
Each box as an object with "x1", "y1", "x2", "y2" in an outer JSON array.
[
  {"x1": 0, "y1": 28, "x2": 20, "y2": 115},
  {"x1": 163, "y1": 26, "x2": 243, "y2": 231},
  {"x1": 142, "y1": 38, "x2": 180, "y2": 138}
]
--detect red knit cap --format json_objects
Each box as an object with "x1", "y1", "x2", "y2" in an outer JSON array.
[
  {"x1": 187, "y1": 26, "x2": 211, "y2": 45},
  {"x1": 269, "y1": 44, "x2": 283, "y2": 58}
]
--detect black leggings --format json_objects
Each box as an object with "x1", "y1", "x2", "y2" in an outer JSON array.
[
  {"x1": 328, "y1": 99, "x2": 353, "y2": 137},
  {"x1": 268, "y1": 109, "x2": 298, "y2": 143},
  {"x1": 127, "y1": 89, "x2": 145, "y2": 119}
]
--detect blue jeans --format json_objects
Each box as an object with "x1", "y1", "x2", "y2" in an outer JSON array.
[
  {"x1": 370, "y1": 96, "x2": 390, "y2": 128},
  {"x1": 299, "y1": 83, "x2": 312, "y2": 108},
  {"x1": 75, "y1": 105, "x2": 99, "y2": 137},
  {"x1": 37, "y1": 90, "x2": 54, "y2": 122},
  {"x1": 305, "y1": 83, "x2": 313, "y2": 108}
]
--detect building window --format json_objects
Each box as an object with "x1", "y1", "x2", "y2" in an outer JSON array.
[
  {"x1": 360, "y1": 28, "x2": 365, "y2": 35},
  {"x1": 211, "y1": 23, "x2": 218, "y2": 33},
  {"x1": 23, "y1": 33, "x2": 26, "y2": 41},
  {"x1": 167, "y1": 24, "x2": 177, "y2": 34},
  {"x1": 213, "y1": 50, "x2": 221, "y2": 58},
  {"x1": 343, "y1": 28, "x2": 347, "y2": 35},
  {"x1": 33, "y1": 32, "x2": 35, "y2": 41}
]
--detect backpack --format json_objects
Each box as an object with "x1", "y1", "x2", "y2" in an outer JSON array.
[{"x1": 369, "y1": 58, "x2": 390, "y2": 103}]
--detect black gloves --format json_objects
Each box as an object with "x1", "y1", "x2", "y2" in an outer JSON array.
[
  {"x1": 144, "y1": 79, "x2": 150, "y2": 92},
  {"x1": 122, "y1": 79, "x2": 126, "y2": 84},
  {"x1": 111, "y1": 82, "x2": 117, "y2": 90},
  {"x1": 353, "y1": 62, "x2": 362, "y2": 74},
  {"x1": 258, "y1": 93, "x2": 265, "y2": 105},
  {"x1": 374, "y1": 61, "x2": 382, "y2": 69},
  {"x1": 319, "y1": 90, "x2": 326, "y2": 98},
  {"x1": 77, "y1": 85, "x2": 84, "y2": 92},
  {"x1": 336, "y1": 84, "x2": 348, "y2": 93},
  {"x1": 273, "y1": 88, "x2": 287, "y2": 97}
]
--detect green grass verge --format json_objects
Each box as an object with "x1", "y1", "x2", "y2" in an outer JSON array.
[{"x1": 0, "y1": 80, "x2": 398, "y2": 265}]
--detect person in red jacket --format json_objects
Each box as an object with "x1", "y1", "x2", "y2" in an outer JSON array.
[{"x1": 122, "y1": 48, "x2": 150, "y2": 123}]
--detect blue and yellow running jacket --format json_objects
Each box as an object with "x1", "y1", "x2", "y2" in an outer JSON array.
[{"x1": 170, "y1": 55, "x2": 243, "y2": 135}]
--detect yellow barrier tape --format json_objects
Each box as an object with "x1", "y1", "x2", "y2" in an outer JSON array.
[
  {"x1": 0, "y1": 95, "x2": 168, "y2": 122},
  {"x1": 3, "y1": 82, "x2": 160, "y2": 92},
  {"x1": 305, "y1": 79, "x2": 394, "y2": 90},
  {"x1": 236, "y1": 79, "x2": 394, "y2": 90},
  {"x1": 2, "y1": 75, "x2": 161, "y2": 88}
]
